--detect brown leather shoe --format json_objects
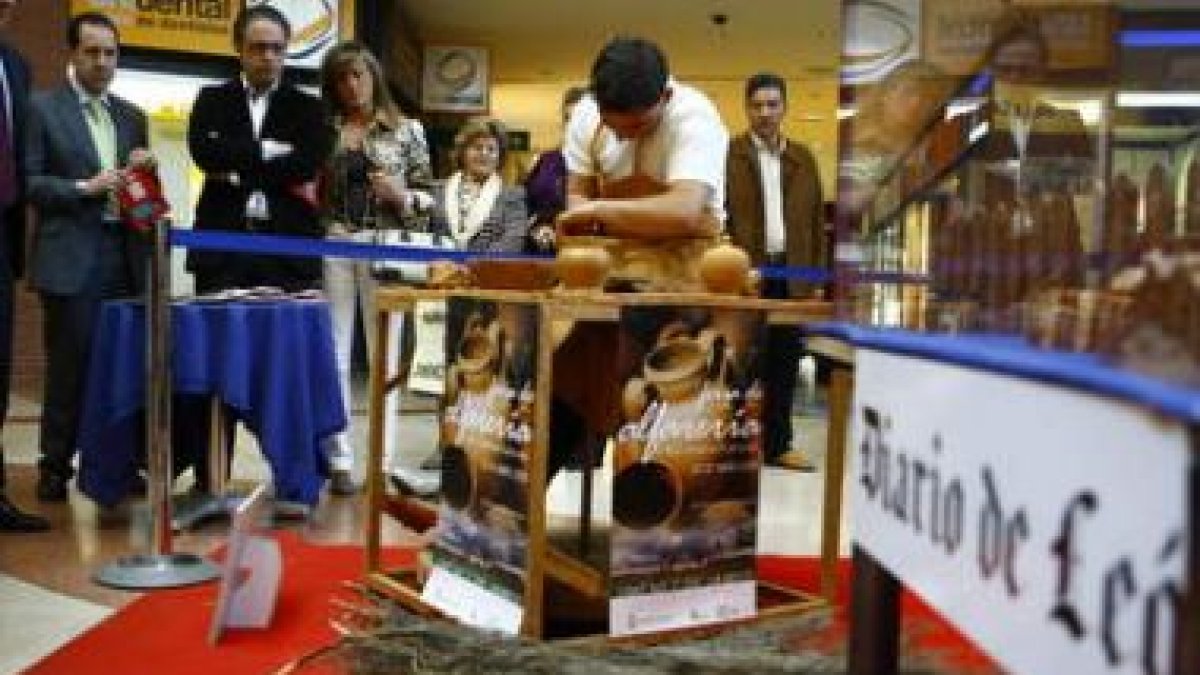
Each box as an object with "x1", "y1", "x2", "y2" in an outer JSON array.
[
  {"x1": 770, "y1": 449, "x2": 817, "y2": 472},
  {"x1": 329, "y1": 469, "x2": 359, "y2": 496}
]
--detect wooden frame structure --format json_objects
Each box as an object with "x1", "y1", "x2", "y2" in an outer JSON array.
[{"x1": 363, "y1": 286, "x2": 842, "y2": 640}]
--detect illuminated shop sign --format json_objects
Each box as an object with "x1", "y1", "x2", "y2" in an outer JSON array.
[{"x1": 70, "y1": 0, "x2": 350, "y2": 68}]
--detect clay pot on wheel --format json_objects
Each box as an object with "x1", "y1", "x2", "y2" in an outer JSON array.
[
  {"x1": 556, "y1": 237, "x2": 613, "y2": 290},
  {"x1": 698, "y1": 237, "x2": 751, "y2": 295}
]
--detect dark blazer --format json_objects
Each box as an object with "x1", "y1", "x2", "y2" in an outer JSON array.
[
  {"x1": 430, "y1": 178, "x2": 529, "y2": 253},
  {"x1": 23, "y1": 85, "x2": 149, "y2": 296},
  {"x1": 0, "y1": 43, "x2": 30, "y2": 279},
  {"x1": 186, "y1": 78, "x2": 333, "y2": 288},
  {"x1": 725, "y1": 133, "x2": 826, "y2": 294}
]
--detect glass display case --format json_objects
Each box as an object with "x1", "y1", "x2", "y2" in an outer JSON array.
[{"x1": 838, "y1": 1, "x2": 1200, "y2": 386}]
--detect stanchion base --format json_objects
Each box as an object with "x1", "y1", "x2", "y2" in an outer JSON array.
[{"x1": 94, "y1": 552, "x2": 220, "y2": 589}]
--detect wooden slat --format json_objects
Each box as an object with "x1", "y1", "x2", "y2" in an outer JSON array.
[
  {"x1": 366, "y1": 571, "x2": 445, "y2": 619},
  {"x1": 847, "y1": 547, "x2": 901, "y2": 675},
  {"x1": 821, "y1": 365, "x2": 853, "y2": 602},
  {"x1": 381, "y1": 494, "x2": 438, "y2": 533},
  {"x1": 365, "y1": 301, "x2": 403, "y2": 575},
  {"x1": 519, "y1": 303, "x2": 553, "y2": 637},
  {"x1": 543, "y1": 544, "x2": 607, "y2": 599},
  {"x1": 806, "y1": 334, "x2": 854, "y2": 364}
]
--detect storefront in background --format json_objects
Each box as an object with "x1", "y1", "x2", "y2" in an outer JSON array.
[{"x1": 71, "y1": 0, "x2": 356, "y2": 292}]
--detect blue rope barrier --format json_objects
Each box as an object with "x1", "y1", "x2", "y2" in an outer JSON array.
[
  {"x1": 167, "y1": 228, "x2": 839, "y2": 284},
  {"x1": 168, "y1": 228, "x2": 545, "y2": 264}
]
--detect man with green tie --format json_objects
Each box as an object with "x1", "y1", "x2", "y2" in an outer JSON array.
[{"x1": 24, "y1": 11, "x2": 153, "y2": 502}]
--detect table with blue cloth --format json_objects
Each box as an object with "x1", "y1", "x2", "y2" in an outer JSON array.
[{"x1": 77, "y1": 298, "x2": 346, "y2": 507}]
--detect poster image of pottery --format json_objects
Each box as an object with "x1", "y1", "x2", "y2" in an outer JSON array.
[
  {"x1": 610, "y1": 306, "x2": 765, "y2": 605},
  {"x1": 429, "y1": 297, "x2": 539, "y2": 604}
]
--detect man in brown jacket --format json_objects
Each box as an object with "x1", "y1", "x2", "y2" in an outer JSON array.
[{"x1": 725, "y1": 72, "x2": 826, "y2": 470}]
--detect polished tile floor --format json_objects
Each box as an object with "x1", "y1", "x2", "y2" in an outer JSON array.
[{"x1": 0, "y1": 383, "x2": 846, "y2": 672}]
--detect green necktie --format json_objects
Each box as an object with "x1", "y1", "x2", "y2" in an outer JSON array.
[{"x1": 85, "y1": 97, "x2": 117, "y2": 171}]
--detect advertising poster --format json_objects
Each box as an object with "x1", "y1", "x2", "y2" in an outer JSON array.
[
  {"x1": 72, "y1": 0, "x2": 237, "y2": 56},
  {"x1": 609, "y1": 305, "x2": 766, "y2": 636},
  {"x1": 421, "y1": 297, "x2": 538, "y2": 634},
  {"x1": 71, "y1": 0, "x2": 346, "y2": 68}
]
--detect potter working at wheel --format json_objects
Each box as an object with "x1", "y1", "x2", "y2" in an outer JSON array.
[{"x1": 546, "y1": 36, "x2": 742, "y2": 479}]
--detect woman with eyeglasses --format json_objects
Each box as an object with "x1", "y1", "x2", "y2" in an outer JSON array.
[
  {"x1": 429, "y1": 117, "x2": 529, "y2": 253},
  {"x1": 318, "y1": 41, "x2": 433, "y2": 496}
]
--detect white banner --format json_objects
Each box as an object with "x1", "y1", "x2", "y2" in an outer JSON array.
[
  {"x1": 610, "y1": 580, "x2": 756, "y2": 638},
  {"x1": 851, "y1": 349, "x2": 1190, "y2": 675},
  {"x1": 421, "y1": 566, "x2": 522, "y2": 635}
]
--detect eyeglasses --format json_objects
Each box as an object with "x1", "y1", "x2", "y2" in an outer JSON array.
[{"x1": 246, "y1": 41, "x2": 287, "y2": 55}]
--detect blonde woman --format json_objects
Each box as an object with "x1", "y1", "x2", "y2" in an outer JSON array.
[
  {"x1": 319, "y1": 41, "x2": 432, "y2": 495},
  {"x1": 430, "y1": 117, "x2": 529, "y2": 253}
]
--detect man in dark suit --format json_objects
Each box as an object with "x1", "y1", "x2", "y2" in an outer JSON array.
[
  {"x1": 185, "y1": 4, "x2": 332, "y2": 293},
  {"x1": 725, "y1": 72, "x2": 826, "y2": 471},
  {"x1": 181, "y1": 5, "x2": 331, "y2": 494},
  {"x1": 0, "y1": 0, "x2": 49, "y2": 531},
  {"x1": 25, "y1": 12, "x2": 152, "y2": 502}
]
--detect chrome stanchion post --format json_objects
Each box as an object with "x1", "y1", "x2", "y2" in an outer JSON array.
[
  {"x1": 95, "y1": 218, "x2": 219, "y2": 589},
  {"x1": 209, "y1": 399, "x2": 227, "y2": 496},
  {"x1": 147, "y1": 216, "x2": 173, "y2": 555}
]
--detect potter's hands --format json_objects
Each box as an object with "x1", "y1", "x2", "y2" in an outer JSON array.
[{"x1": 556, "y1": 201, "x2": 606, "y2": 237}]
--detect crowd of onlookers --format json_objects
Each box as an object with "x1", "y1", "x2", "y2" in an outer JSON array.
[{"x1": 0, "y1": 3, "x2": 830, "y2": 533}]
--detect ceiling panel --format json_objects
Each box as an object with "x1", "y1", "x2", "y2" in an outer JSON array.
[{"x1": 399, "y1": 0, "x2": 843, "y2": 82}]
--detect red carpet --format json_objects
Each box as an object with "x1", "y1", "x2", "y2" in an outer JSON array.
[
  {"x1": 27, "y1": 533, "x2": 412, "y2": 675},
  {"x1": 759, "y1": 556, "x2": 1000, "y2": 674},
  {"x1": 28, "y1": 538, "x2": 996, "y2": 674}
]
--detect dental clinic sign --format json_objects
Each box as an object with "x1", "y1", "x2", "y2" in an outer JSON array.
[
  {"x1": 72, "y1": 0, "x2": 346, "y2": 68},
  {"x1": 851, "y1": 348, "x2": 1191, "y2": 675}
]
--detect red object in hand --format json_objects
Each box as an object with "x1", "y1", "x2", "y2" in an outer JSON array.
[{"x1": 116, "y1": 166, "x2": 169, "y2": 232}]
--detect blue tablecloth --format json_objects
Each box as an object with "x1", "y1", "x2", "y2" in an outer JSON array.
[{"x1": 78, "y1": 298, "x2": 346, "y2": 507}]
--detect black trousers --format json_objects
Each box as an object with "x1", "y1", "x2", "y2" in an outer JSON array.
[
  {"x1": 761, "y1": 276, "x2": 801, "y2": 462},
  {"x1": 38, "y1": 235, "x2": 138, "y2": 480}
]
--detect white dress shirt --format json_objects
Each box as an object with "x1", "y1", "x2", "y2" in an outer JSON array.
[{"x1": 752, "y1": 132, "x2": 787, "y2": 255}]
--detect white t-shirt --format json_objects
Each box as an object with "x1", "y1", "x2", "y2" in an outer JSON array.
[{"x1": 564, "y1": 80, "x2": 729, "y2": 222}]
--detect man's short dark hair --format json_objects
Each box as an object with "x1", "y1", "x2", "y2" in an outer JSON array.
[
  {"x1": 68, "y1": 11, "x2": 119, "y2": 49},
  {"x1": 745, "y1": 72, "x2": 787, "y2": 101},
  {"x1": 233, "y1": 4, "x2": 292, "y2": 49},
  {"x1": 590, "y1": 36, "x2": 669, "y2": 113},
  {"x1": 563, "y1": 85, "x2": 588, "y2": 109}
]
